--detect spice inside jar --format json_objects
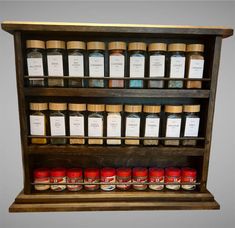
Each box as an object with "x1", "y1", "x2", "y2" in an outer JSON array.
[
  {"x1": 116, "y1": 167, "x2": 132, "y2": 190},
  {"x1": 67, "y1": 168, "x2": 83, "y2": 191},
  {"x1": 165, "y1": 167, "x2": 181, "y2": 190},
  {"x1": 149, "y1": 167, "x2": 164, "y2": 191},
  {"x1": 34, "y1": 168, "x2": 50, "y2": 191},
  {"x1": 133, "y1": 167, "x2": 148, "y2": 190},
  {"x1": 101, "y1": 167, "x2": 116, "y2": 191},
  {"x1": 181, "y1": 167, "x2": 197, "y2": 190},
  {"x1": 84, "y1": 168, "x2": 100, "y2": 191},
  {"x1": 50, "y1": 168, "x2": 67, "y2": 191}
]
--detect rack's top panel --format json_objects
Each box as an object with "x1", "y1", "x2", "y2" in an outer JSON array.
[{"x1": 1, "y1": 21, "x2": 233, "y2": 38}]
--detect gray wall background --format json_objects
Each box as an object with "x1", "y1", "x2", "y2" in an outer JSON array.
[{"x1": 0, "y1": 1, "x2": 234, "y2": 228}]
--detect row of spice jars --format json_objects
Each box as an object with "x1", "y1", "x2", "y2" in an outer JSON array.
[
  {"x1": 26, "y1": 40, "x2": 205, "y2": 89},
  {"x1": 29, "y1": 103, "x2": 201, "y2": 146},
  {"x1": 34, "y1": 167, "x2": 197, "y2": 192}
]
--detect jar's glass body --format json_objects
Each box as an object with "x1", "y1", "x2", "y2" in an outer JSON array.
[{"x1": 107, "y1": 112, "x2": 122, "y2": 145}]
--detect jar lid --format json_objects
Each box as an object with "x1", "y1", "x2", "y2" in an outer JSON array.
[
  {"x1": 149, "y1": 168, "x2": 164, "y2": 177},
  {"x1": 34, "y1": 168, "x2": 50, "y2": 178},
  {"x1": 50, "y1": 168, "x2": 66, "y2": 177},
  {"x1": 46, "y1": 40, "x2": 65, "y2": 49},
  {"x1": 106, "y1": 104, "x2": 123, "y2": 112},
  {"x1": 165, "y1": 167, "x2": 181, "y2": 177},
  {"x1": 128, "y1": 42, "x2": 147, "y2": 51},
  {"x1": 143, "y1": 105, "x2": 161, "y2": 113},
  {"x1": 125, "y1": 105, "x2": 142, "y2": 113},
  {"x1": 108, "y1": 41, "x2": 126, "y2": 50},
  {"x1": 67, "y1": 168, "x2": 83, "y2": 178},
  {"x1": 87, "y1": 104, "x2": 105, "y2": 112},
  {"x1": 87, "y1": 41, "x2": 105, "y2": 50},
  {"x1": 67, "y1": 41, "x2": 86, "y2": 50},
  {"x1": 183, "y1": 105, "x2": 200, "y2": 113},
  {"x1": 148, "y1": 43, "x2": 167, "y2": 52},
  {"x1": 133, "y1": 167, "x2": 148, "y2": 177},
  {"x1": 168, "y1": 43, "x2": 186, "y2": 52},
  {"x1": 26, "y1": 40, "x2": 45, "y2": 49},
  {"x1": 181, "y1": 167, "x2": 197, "y2": 177},
  {"x1": 30, "y1": 103, "x2": 48, "y2": 111},
  {"x1": 187, "y1": 44, "x2": 204, "y2": 53},
  {"x1": 49, "y1": 103, "x2": 67, "y2": 111},
  {"x1": 101, "y1": 167, "x2": 116, "y2": 177},
  {"x1": 117, "y1": 168, "x2": 132, "y2": 177},
  {"x1": 68, "y1": 103, "x2": 86, "y2": 111},
  {"x1": 84, "y1": 168, "x2": 100, "y2": 178},
  {"x1": 165, "y1": 105, "x2": 182, "y2": 113}
]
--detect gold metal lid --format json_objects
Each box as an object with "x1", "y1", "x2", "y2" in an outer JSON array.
[
  {"x1": 183, "y1": 105, "x2": 200, "y2": 113},
  {"x1": 30, "y1": 103, "x2": 48, "y2": 111},
  {"x1": 87, "y1": 41, "x2": 105, "y2": 50},
  {"x1": 108, "y1": 41, "x2": 126, "y2": 50},
  {"x1": 26, "y1": 40, "x2": 45, "y2": 49},
  {"x1": 143, "y1": 105, "x2": 161, "y2": 113},
  {"x1": 46, "y1": 40, "x2": 65, "y2": 49},
  {"x1": 106, "y1": 104, "x2": 123, "y2": 112},
  {"x1": 128, "y1": 42, "x2": 147, "y2": 51},
  {"x1": 165, "y1": 105, "x2": 183, "y2": 113},
  {"x1": 68, "y1": 103, "x2": 86, "y2": 111},
  {"x1": 168, "y1": 43, "x2": 186, "y2": 52},
  {"x1": 148, "y1": 43, "x2": 167, "y2": 52},
  {"x1": 67, "y1": 41, "x2": 86, "y2": 50},
  {"x1": 125, "y1": 105, "x2": 142, "y2": 113},
  {"x1": 187, "y1": 44, "x2": 204, "y2": 52},
  {"x1": 49, "y1": 103, "x2": 67, "y2": 111},
  {"x1": 87, "y1": 104, "x2": 105, "y2": 112}
]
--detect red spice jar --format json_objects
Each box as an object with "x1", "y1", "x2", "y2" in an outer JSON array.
[
  {"x1": 67, "y1": 168, "x2": 83, "y2": 191},
  {"x1": 133, "y1": 167, "x2": 148, "y2": 190},
  {"x1": 101, "y1": 167, "x2": 116, "y2": 191},
  {"x1": 181, "y1": 167, "x2": 197, "y2": 190},
  {"x1": 165, "y1": 167, "x2": 181, "y2": 190},
  {"x1": 50, "y1": 168, "x2": 67, "y2": 191},
  {"x1": 116, "y1": 167, "x2": 132, "y2": 190},
  {"x1": 149, "y1": 168, "x2": 164, "y2": 191},
  {"x1": 84, "y1": 168, "x2": 100, "y2": 191},
  {"x1": 34, "y1": 168, "x2": 50, "y2": 191}
]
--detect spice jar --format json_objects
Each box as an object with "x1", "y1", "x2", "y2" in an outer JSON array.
[
  {"x1": 116, "y1": 168, "x2": 132, "y2": 190},
  {"x1": 148, "y1": 43, "x2": 167, "y2": 88},
  {"x1": 108, "y1": 42, "x2": 126, "y2": 88},
  {"x1": 186, "y1": 44, "x2": 205, "y2": 89},
  {"x1": 68, "y1": 103, "x2": 86, "y2": 145},
  {"x1": 149, "y1": 168, "x2": 164, "y2": 191},
  {"x1": 50, "y1": 168, "x2": 67, "y2": 191},
  {"x1": 106, "y1": 104, "x2": 123, "y2": 145},
  {"x1": 46, "y1": 40, "x2": 66, "y2": 87},
  {"x1": 67, "y1": 41, "x2": 86, "y2": 87},
  {"x1": 133, "y1": 167, "x2": 148, "y2": 190},
  {"x1": 143, "y1": 105, "x2": 161, "y2": 146},
  {"x1": 84, "y1": 168, "x2": 100, "y2": 191},
  {"x1": 101, "y1": 167, "x2": 116, "y2": 191},
  {"x1": 181, "y1": 167, "x2": 197, "y2": 190},
  {"x1": 124, "y1": 105, "x2": 142, "y2": 145},
  {"x1": 168, "y1": 43, "x2": 186, "y2": 88},
  {"x1": 67, "y1": 168, "x2": 83, "y2": 191},
  {"x1": 29, "y1": 103, "x2": 48, "y2": 144},
  {"x1": 182, "y1": 105, "x2": 200, "y2": 146},
  {"x1": 87, "y1": 41, "x2": 105, "y2": 88},
  {"x1": 26, "y1": 40, "x2": 46, "y2": 87},
  {"x1": 87, "y1": 104, "x2": 105, "y2": 145},
  {"x1": 34, "y1": 168, "x2": 50, "y2": 191},
  {"x1": 164, "y1": 105, "x2": 182, "y2": 146},
  {"x1": 165, "y1": 167, "x2": 181, "y2": 190},
  {"x1": 128, "y1": 42, "x2": 147, "y2": 88},
  {"x1": 49, "y1": 103, "x2": 67, "y2": 145}
]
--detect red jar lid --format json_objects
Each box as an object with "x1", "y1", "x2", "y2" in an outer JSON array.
[
  {"x1": 165, "y1": 167, "x2": 181, "y2": 177},
  {"x1": 181, "y1": 167, "x2": 197, "y2": 177},
  {"x1": 50, "y1": 168, "x2": 66, "y2": 177},
  {"x1": 101, "y1": 167, "x2": 116, "y2": 177},
  {"x1": 149, "y1": 167, "x2": 164, "y2": 177},
  {"x1": 133, "y1": 167, "x2": 148, "y2": 177},
  {"x1": 67, "y1": 168, "x2": 83, "y2": 178},
  {"x1": 84, "y1": 168, "x2": 99, "y2": 178},
  {"x1": 34, "y1": 168, "x2": 50, "y2": 178},
  {"x1": 117, "y1": 168, "x2": 132, "y2": 177}
]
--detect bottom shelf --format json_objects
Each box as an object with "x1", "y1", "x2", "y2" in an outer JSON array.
[{"x1": 9, "y1": 189, "x2": 219, "y2": 212}]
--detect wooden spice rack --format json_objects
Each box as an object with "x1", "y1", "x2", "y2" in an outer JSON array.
[{"x1": 2, "y1": 21, "x2": 233, "y2": 212}]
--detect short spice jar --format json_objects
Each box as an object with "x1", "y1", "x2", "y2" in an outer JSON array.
[
  {"x1": 116, "y1": 167, "x2": 132, "y2": 190},
  {"x1": 181, "y1": 167, "x2": 197, "y2": 190},
  {"x1": 50, "y1": 168, "x2": 67, "y2": 191},
  {"x1": 165, "y1": 167, "x2": 181, "y2": 190},
  {"x1": 84, "y1": 168, "x2": 100, "y2": 191},
  {"x1": 133, "y1": 167, "x2": 148, "y2": 190},
  {"x1": 101, "y1": 167, "x2": 116, "y2": 191},
  {"x1": 67, "y1": 168, "x2": 83, "y2": 191},
  {"x1": 34, "y1": 168, "x2": 50, "y2": 191},
  {"x1": 149, "y1": 167, "x2": 164, "y2": 191}
]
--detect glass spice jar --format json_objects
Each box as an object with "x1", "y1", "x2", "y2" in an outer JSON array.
[
  {"x1": 148, "y1": 43, "x2": 167, "y2": 88},
  {"x1": 108, "y1": 41, "x2": 126, "y2": 88},
  {"x1": 165, "y1": 167, "x2": 181, "y2": 190},
  {"x1": 29, "y1": 103, "x2": 48, "y2": 144},
  {"x1": 101, "y1": 167, "x2": 116, "y2": 191},
  {"x1": 186, "y1": 44, "x2": 205, "y2": 89},
  {"x1": 168, "y1": 43, "x2": 186, "y2": 88},
  {"x1": 87, "y1": 41, "x2": 105, "y2": 88},
  {"x1": 67, "y1": 41, "x2": 86, "y2": 87},
  {"x1": 149, "y1": 168, "x2": 164, "y2": 191},
  {"x1": 26, "y1": 40, "x2": 46, "y2": 87},
  {"x1": 68, "y1": 103, "x2": 86, "y2": 145},
  {"x1": 34, "y1": 168, "x2": 50, "y2": 191},
  {"x1": 116, "y1": 167, "x2": 132, "y2": 190},
  {"x1": 49, "y1": 103, "x2": 67, "y2": 145},
  {"x1": 67, "y1": 168, "x2": 83, "y2": 191},
  {"x1": 181, "y1": 167, "x2": 197, "y2": 190},
  {"x1": 50, "y1": 168, "x2": 67, "y2": 191},
  {"x1": 84, "y1": 168, "x2": 100, "y2": 191},
  {"x1": 133, "y1": 167, "x2": 148, "y2": 190}
]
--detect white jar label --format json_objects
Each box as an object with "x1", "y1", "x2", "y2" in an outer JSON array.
[
  {"x1": 130, "y1": 56, "x2": 145, "y2": 78},
  {"x1": 109, "y1": 55, "x2": 125, "y2": 77},
  {"x1": 69, "y1": 116, "x2": 84, "y2": 136},
  {"x1": 184, "y1": 117, "x2": 200, "y2": 137},
  {"x1": 107, "y1": 115, "x2": 121, "y2": 137},
  {"x1": 125, "y1": 117, "x2": 140, "y2": 137},
  {"x1": 30, "y1": 115, "x2": 45, "y2": 135},
  {"x1": 89, "y1": 56, "x2": 104, "y2": 77},
  {"x1": 170, "y1": 56, "x2": 185, "y2": 78},
  {"x1": 47, "y1": 55, "x2": 64, "y2": 76},
  {"x1": 88, "y1": 117, "x2": 103, "y2": 137},
  {"x1": 27, "y1": 57, "x2": 44, "y2": 77},
  {"x1": 166, "y1": 118, "x2": 181, "y2": 137},
  {"x1": 149, "y1": 55, "x2": 165, "y2": 77},
  {"x1": 188, "y1": 59, "x2": 204, "y2": 78},
  {"x1": 68, "y1": 55, "x2": 84, "y2": 76},
  {"x1": 145, "y1": 117, "x2": 160, "y2": 137},
  {"x1": 50, "y1": 116, "x2": 66, "y2": 136}
]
